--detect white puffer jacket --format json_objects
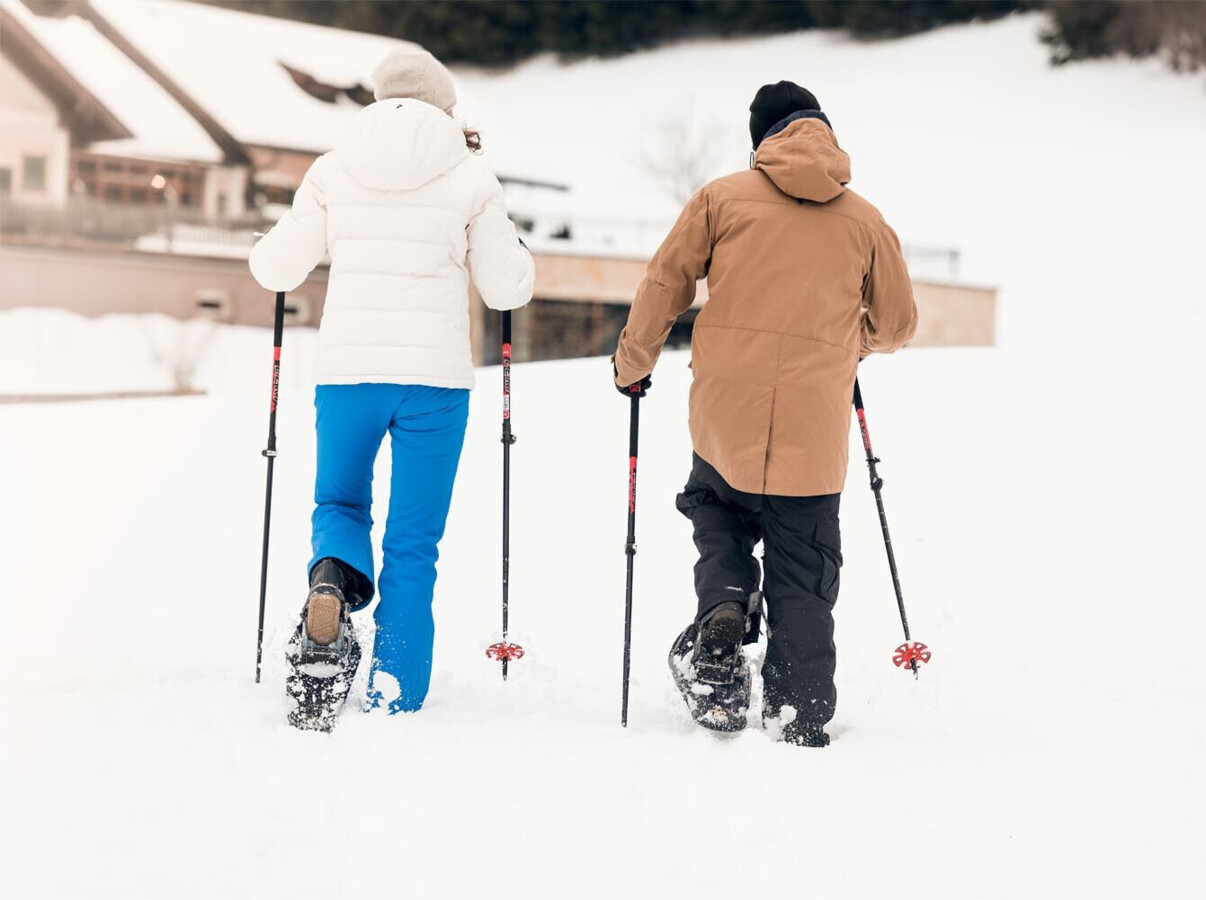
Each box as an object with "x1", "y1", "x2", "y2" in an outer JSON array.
[{"x1": 249, "y1": 100, "x2": 535, "y2": 388}]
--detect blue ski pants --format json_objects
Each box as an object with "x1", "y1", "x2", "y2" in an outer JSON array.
[{"x1": 310, "y1": 383, "x2": 469, "y2": 714}]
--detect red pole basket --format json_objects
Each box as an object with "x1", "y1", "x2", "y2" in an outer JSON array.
[
  {"x1": 486, "y1": 642, "x2": 525, "y2": 663},
  {"x1": 892, "y1": 641, "x2": 931, "y2": 670}
]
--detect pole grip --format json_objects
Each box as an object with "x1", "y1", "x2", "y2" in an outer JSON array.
[
  {"x1": 501, "y1": 310, "x2": 513, "y2": 433},
  {"x1": 628, "y1": 393, "x2": 640, "y2": 458},
  {"x1": 272, "y1": 291, "x2": 285, "y2": 347}
]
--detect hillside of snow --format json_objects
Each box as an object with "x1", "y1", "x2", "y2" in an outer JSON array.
[
  {"x1": 454, "y1": 14, "x2": 1206, "y2": 351},
  {"x1": 3, "y1": 12, "x2": 1204, "y2": 900}
]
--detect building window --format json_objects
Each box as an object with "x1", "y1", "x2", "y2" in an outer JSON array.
[
  {"x1": 70, "y1": 152, "x2": 206, "y2": 208},
  {"x1": 256, "y1": 183, "x2": 295, "y2": 206},
  {"x1": 0, "y1": 168, "x2": 12, "y2": 196},
  {"x1": 480, "y1": 299, "x2": 639, "y2": 364},
  {"x1": 23, "y1": 156, "x2": 47, "y2": 192}
]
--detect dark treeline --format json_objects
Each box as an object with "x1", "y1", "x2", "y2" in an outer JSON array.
[
  {"x1": 201, "y1": 1, "x2": 1023, "y2": 66},
  {"x1": 200, "y1": 0, "x2": 1204, "y2": 72},
  {"x1": 1042, "y1": 1, "x2": 1206, "y2": 72}
]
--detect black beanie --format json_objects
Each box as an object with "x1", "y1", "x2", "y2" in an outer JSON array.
[{"x1": 750, "y1": 81, "x2": 822, "y2": 148}]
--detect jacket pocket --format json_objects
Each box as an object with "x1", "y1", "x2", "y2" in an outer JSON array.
[{"x1": 675, "y1": 484, "x2": 715, "y2": 520}]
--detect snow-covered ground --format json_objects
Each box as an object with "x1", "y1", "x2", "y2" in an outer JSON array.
[
  {"x1": 2, "y1": 336, "x2": 1202, "y2": 898},
  {"x1": 3, "y1": 11, "x2": 1205, "y2": 900}
]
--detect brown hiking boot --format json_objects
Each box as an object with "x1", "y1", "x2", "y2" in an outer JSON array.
[{"x1": 305, "y1": 558, "x2": 347, "y2": 646}]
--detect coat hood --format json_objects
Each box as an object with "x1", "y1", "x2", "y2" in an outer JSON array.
[
  {"x1": 334, "y1": 99, "x2": 470, "y2": 192},
  {"x1": 754, "y1": 118, "x2": 851, "y2": 203}
]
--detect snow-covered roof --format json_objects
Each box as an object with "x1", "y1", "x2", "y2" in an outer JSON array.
[
  {"x1": 91, "y1": 0, "x2": 422, "y2": 154},
  {"x1": 1, "y1": 0, "x2": 223, "y2": 164}
]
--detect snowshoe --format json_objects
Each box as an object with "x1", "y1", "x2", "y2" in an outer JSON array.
[
  {"x1": 668, "y1": 601, "x2": 752, "y2": 733},
  {"x1": 285, "y1": 608, "x2": 360, "y2": 732},
  {"x1": 286, "y1": 562, "x2": 362, "y2": 732}
]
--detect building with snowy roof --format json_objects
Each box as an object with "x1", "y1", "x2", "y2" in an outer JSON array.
[
  {"x1": 0, "y1": 0, "x2": 439, "y2": 220},
  {"x1": 0, "y1": 0, "x2": 995, "y2": 360}
]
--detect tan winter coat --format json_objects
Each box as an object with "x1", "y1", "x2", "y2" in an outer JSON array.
[{"x1": 614, "y1": 117, "x2": 917, "y2": 496}]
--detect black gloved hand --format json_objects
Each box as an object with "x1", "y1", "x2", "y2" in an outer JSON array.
[{"x1": 613, "y1": 360, "x2": 651, "y2": 398}]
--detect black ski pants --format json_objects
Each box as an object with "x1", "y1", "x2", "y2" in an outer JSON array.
[{"x1": 676, "y1": 454, "x2": 843, "y2": 727}]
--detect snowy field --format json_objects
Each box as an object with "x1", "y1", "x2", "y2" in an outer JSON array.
[
  {"x1": 2, "y1": 340, "x2": 1203, "y2": 898},
  {"x1": 3, "y1": 12, "x2": 1206, "y2": 900}
]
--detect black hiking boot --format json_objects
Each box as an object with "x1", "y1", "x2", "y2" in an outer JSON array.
[
  {"x1": 668, "y1": 602, "x2": 752, "y2": 733},
  {"x1": 781, "y1": 719, "x2": 831, "y2": 748},
  {"x1": 694, "y1": 601, "x2": 746, "y2": 679}
]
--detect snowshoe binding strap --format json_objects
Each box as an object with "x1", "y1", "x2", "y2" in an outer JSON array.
[{"x1": 742, "y1": 590, "x2": 764, "y2": 646}]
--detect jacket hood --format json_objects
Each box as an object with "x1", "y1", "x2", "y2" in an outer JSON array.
[
  {"x1": 334, "y1": 99, "x2": 470, "y2": 191},
  {"x1": 754, "y1": 118, "x2": 850, "y2": 203}
]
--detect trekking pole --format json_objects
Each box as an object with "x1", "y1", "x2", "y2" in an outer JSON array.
[
  {"x1": 255, "y1": 290, "x2": 286, "y2": 683},
  {"x1": 621, "y1": 387, "x2": 641, "y2": 726},
  {"x1": 486, "y1": 310, "x2": 525, "y2": 677},
  {"x1": 853, "y1": 378, "x2": 930, "y2": 678}
]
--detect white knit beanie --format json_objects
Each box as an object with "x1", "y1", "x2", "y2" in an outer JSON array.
[{"x1": 372, "y1": 47, "x2": 457, "y2": 111}]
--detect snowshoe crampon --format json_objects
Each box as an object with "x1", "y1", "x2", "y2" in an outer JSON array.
[
  {"x1": 668, "y1": 614, "x2": 751, "y2": 734},
  {"x1": 285, "y1": 602, "x2": 361, "y2": 733}
]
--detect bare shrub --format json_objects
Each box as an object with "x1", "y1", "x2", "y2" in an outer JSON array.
[
  {"x1": 143, "y1": 316, "x2": 218, "y2": 393},
  {"x1": 641, "y1": 112, "x2": 727, "y2": 205}
]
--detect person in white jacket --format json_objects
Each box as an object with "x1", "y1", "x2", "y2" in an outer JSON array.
[{"x1": 249, "y1": 47, "x2": 534, "y2": 718}]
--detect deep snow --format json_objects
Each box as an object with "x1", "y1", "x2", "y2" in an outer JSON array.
[
  {"x1": 3, "y1": 10, "x2": 1205, "y2": 900},
  {"x1": 2, "y1": 338, "x2": 1203, "y2": 898}
]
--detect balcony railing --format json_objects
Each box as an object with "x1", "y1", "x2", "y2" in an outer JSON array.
[
  {"x1": 2, "y1": 196, "x2": 964, "y2": 280},
  {"x1": 0, "y1": 195, "x2": 265, "y2": 250}
]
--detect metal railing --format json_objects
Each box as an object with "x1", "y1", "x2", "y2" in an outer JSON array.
[
  {"x1": 901, "y1": 243, "x2": 961, "y2": 280},
  {"x1": 0, "y1": 195, "x2": 265, "y2": 249},
  {"x1": 2, "y1": 196, "x2": 964, "y2": 279}
]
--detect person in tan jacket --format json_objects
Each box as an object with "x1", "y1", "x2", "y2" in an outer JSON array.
[{"x1": 613, "y1": 81, "x2": 917, "y2": 747}]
